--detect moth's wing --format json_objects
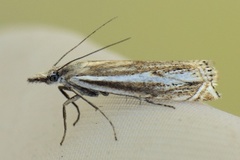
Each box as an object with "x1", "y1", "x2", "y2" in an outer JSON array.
[
  {"x1": 151, "y1": 60, "x2": 220, "y2": 101},
  {"x1": 69, "y1": 60, "x2": 220, "y2": 101}
]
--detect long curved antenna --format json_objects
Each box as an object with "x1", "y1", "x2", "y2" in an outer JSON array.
[
  {"x1": 53, "y1": 17, "x2": 117, "y2": 66},
  {"x1": 57, "y1": 37, "x2": 131, "y2": 72}
]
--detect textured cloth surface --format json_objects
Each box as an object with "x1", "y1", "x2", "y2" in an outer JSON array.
[{"x1": 0, "y1": 27, "x2": 240, "y2": 160}]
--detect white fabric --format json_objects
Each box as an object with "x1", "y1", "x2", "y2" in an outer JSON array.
[{"x1": 0, "y1": 27, "x2": 240, "y2": 160}]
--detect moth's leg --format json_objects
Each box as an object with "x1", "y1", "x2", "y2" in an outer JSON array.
[
  {"x1": 58, "y1": 86, "x2": 80, "y2": 126},
  {"x1": 60, "y1": 94, "x2": 80, "y2": 146},
  {"x1": 145, "y1": 98, "x2": 175, "y2": 109},
  {"x1": 124, "y1": 95, "x2": 142, "y2": 104},
  {"x1": 72, "y1": 89, "x2": 117, "y2": 141},
  {"x1": 74, "y1": 86, "x2": 99, "y2": 97},
  {"x1": 100, "y1": 91, "x2": 109, "y2": 96}
]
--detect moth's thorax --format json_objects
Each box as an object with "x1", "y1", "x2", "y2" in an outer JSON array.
[{"x1": 58, "y1": 61, "x2": 88, "y2": 79}]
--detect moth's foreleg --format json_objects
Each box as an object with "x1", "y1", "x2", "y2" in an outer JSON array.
[
  {"x1": 60, "y1": 94, "x2": 80, "y2": 146},
  {"x1": 71, "y1": 90, "x2": 118, "y2": 141},
  {"x1": 58, "y1": 86, "x2": 80, "y2": 126},
  {"x1": 145, "y1": 98, "x2": 176, "y2": 109}
]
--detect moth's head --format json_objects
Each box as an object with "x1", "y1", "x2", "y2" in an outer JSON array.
[{"x1": 27, "y1": 68, "x2": 61, "y2": 85}]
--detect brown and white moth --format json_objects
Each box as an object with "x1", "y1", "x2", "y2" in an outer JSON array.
[{"x1": 28, "y1": 18, "x2": 220, "y2": 145}]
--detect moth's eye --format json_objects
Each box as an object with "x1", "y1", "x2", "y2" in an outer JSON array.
[{"x1": 49, "y1": 73, "x2": 59, "y2": 82}]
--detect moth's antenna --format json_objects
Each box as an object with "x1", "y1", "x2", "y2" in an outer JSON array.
[
  {"x1": 57, "y1": 37, "x2": 131, "y2": 71},
  {"x1": 53, "y1": 17, "x2": 118, "y2": 66}
]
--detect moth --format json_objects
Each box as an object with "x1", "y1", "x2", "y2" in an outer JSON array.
[{"x1": 28, "y1": 18, "x2": 220, "y2": 145}]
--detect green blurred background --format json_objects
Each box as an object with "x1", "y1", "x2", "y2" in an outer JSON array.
[{"x1": 1, "y1": 0, "x2": 239, "y2": 116}]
